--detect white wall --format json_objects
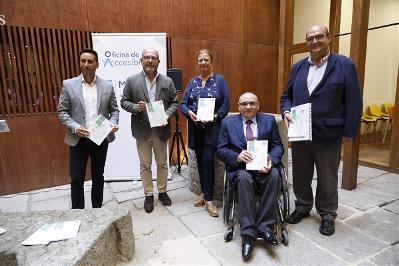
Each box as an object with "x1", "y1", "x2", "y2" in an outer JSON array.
[
  {"x1": 362, "y1": 0, "x2": 398, "y2": 111},
  {"x1": 293, "y1": 0, "x2": 330, "y2": 44}
]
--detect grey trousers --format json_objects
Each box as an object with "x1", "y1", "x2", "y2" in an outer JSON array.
[{"x1": 291, "y1": 141, "x2": 341, "y2": 221}]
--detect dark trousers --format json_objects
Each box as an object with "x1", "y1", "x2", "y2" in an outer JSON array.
[
  {"x1": 193, "y1": 129, "x2": 216, "y2": 201},
  {"x1": 69, "y1": 138, "x2": 108, "y2": 209},
  {"x1": 236, "y1": 168, "x2": 281, "y2": 239},
  {"x1": 291, "y1": 141, "x2": 341, "y2": 221}
]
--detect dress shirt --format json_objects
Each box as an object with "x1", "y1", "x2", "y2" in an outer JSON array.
[
  {"x1": 144, "y1": 71, "x2": 159, "y2": 103},
  {"x1": 242, "y1": 117, "x2": 258, "y2": 139},
  {"x1": 307, "y1": 53, "x2": 329, "y2": 95},
  {"x1": 82, "y1": 76, "x2": 98, "y2": 129}
]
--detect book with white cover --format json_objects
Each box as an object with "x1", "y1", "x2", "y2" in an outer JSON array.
[
  {"x1": 87, "y1": 115, "x2": 114, "y2": 145},
  {"x1": 146, "y1": 101, "x2": 168, "y2": 128},
  {"x1": 288, "y1": 103, "x2": 312, "y2": 142},
  {"x1": 196, "y1": 98, "x2": 215, "y2": 121},
  {"x1": 21, "y1": 220, "x2": 81, "y2": 246},
  {"x1": 246, "y1": 140, "x2": 268, "y2": 171}
]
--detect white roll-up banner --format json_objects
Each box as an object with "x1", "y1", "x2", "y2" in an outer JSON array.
[{"x1": 92, "y1": 33, "x2": 170, "y2": 181}]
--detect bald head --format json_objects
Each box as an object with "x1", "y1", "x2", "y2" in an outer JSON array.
[
  {"x1": 141, "y1": 48, "x2": 160, "y2": 80},
  {"x1": 306, "y1": 25, "x2": 329, "y2": 39},
  {"x1": 238, "y1": 92, "x2": 259, "y2": 120},
  {"x1": 239, "y1": 92, "x2": 258, "y2": 103}
]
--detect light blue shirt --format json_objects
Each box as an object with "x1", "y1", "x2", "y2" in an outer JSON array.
[{"x1": 307, "y1": 53, "x2": 329, "y2": 95}]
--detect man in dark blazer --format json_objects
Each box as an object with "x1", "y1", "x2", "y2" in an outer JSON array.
[
  {"x1": 217, "y1": 92, "x2": 284, "y2": 261},
  {"x1": 57, "y1": 48, "x2": 120, "y2": 209},
  {"x1": 280, "y1": 25, "x2": 362, "y2": 236},
  {"x1": 121, "y1": 48, "x2": 178, "y2": 213}
]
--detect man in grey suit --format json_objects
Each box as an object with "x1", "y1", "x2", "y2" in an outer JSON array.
[
  {"x1": 121, "y1": 48, "x2": 178, "y2": 213},
  {"x1": 57, "y1": 48, "x2": 119, "y2": 209}
]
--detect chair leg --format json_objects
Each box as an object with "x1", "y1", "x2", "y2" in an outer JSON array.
[{"x1": 382, "y1": 119, "x2": 391, "y2": 144}]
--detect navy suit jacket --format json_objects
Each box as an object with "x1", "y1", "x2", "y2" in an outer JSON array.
[
  {"x1": 217, "y1": 113, "x2": 284, "y2": 182},
  {"x1": 280, "y1": 53, "x2": 362, "y2": 144}
]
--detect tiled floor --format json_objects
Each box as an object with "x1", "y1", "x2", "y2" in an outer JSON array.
[{"x1": 1, "y1": 161, "x2": 398, "y2": 265}]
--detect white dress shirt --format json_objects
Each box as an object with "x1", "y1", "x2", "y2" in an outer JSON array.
[
  {"x1": 82, "y1": 76, "x2": 98, "y2": 128},
  {"x1": 144, "y1": 71, "x2": 159, "y2": 103}
]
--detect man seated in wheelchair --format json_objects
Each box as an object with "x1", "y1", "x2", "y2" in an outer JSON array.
[{"x1": 217, "y1": 92, "x2": 284, "y2": 261}]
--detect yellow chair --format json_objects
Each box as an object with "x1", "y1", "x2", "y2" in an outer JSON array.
[
  {"x1": 369, "y1": 104, "x2": 389, "y2": 120},
  {"x1": 382, "y1": 103, "x2": 394, "y2": 116},
  {"x1": 368, "y1": 104, "x2": 389, "y2": 134}
]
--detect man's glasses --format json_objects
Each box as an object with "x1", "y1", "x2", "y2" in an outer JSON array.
[
  {"x1": 142, "y1": 55, "x2": 159, "y2": 61},
  {"x1": 238, "y1": 101, "x2": 258, "y2": 107},
  {"x1": 305, "y1": 34, "x2": 326, "y2": 43}
]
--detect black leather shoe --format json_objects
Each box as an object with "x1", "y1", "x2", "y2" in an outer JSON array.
[
  {"x1": 260, "y1": 231, "x2": 278, "y2": 246},
  {"x1": 287, "y1": 210, "x2": 310, "y2": 224},
  {"x1": 319, "y1": 219, "x2": 335, "y2": 236},
  {"x1": 144, "y1": 195, "x2": 154, "y2": 213},
  {"x1": 158, "y1": 192, "x2": 172, "y2": 206},
  {"x1": 241, "y1": 235, "x2": 255, "y2": 262}
]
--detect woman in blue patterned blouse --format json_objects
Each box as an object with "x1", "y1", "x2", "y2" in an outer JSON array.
[{"x1": 180, "y1": 49, "x2": 230, "y2": 217}]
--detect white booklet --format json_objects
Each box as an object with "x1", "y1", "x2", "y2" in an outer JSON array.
[
  {"x1": 288, "y1": 103, "x2": 312, "y2": 142},
  {"x1": 146, "y1": 100, "x2": 168, "y2": 128},
  {"x1": 21, "y1": 220, "x2": 81, "y2": 246},
  {"x1": 246, "y1": 140, "x2": 268, "y2": 171},
  {"x1": 196, "y1": 98, "x2": 216, "y2": 121},
  {"x1": 87, "y1": 114, "x2": 114, "y2": 145}
]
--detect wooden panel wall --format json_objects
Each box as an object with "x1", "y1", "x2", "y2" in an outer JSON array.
[
  {"x1": 0, "y1": 0, "x2": 282, "y2": 195},
  {"x1": 0, "y1": 25, "x2": 92, "y2": 116},
  {"x1": 0, "y1": 116, "x2": 69, "y2": 194},
  {"x1": 0, "y1": 24, "x2": 92, "y2": 194}
]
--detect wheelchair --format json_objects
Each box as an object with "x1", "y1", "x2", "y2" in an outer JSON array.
[{"x1": 222, "y1": 163, "x2": 290, "y2": 245}]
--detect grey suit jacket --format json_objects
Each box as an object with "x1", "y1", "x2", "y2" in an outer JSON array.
[
  {"x1": 120, "y1": 72, "x2": 178, "y2": 141},
  {"x1": 57, "y1": 74, "x2": 120, "y2": 146}
]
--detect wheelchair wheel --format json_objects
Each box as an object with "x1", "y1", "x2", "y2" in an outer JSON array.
[
  {"x1": 281, "y1": 229, "x2": 289, "y2": 246},
  {"x1": 278, "y1": 166, "x2": 290, "y2": 223},
  {"x1": 223, "y1": 176, "x2": 233, "y2": 225},
  {"x1": 224, "y1": 227, "x2": 234, "y2": 242}
]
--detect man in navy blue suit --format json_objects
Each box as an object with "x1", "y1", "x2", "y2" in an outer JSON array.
[
  {"x1": 280, "y1": 25, "x2": 362, "y2": 236},
  {"x1": 217, "y1": 92, "x2": 284, "y2": 261}
]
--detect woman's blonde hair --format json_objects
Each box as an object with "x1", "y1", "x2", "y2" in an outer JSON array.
[{"x1": 197, "y1": 49, "x2": 214, "y2": 62}]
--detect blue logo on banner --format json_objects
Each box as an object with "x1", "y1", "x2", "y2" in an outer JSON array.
[{"x1": 102, "y1": 50, "x2": 141, "y2": 67}]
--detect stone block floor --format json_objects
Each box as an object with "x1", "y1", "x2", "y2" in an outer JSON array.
[{"x1": 0, "y1": 154, "x2": 398, "y2": 265}]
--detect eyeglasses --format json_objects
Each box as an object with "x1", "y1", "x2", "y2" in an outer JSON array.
[
  {"x1": 238, "y1": 101, "x2": 258, "y2": 107},
  {"x1": 142, "y1": 55, "x2": 159, "y2": 61},
  {"x1": 305, "y1": 34, "x2": 326, "y2": 43}
]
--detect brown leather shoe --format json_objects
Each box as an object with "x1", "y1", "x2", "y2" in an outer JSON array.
[
  {"x1": 194, "y1": 193, "x2": 205, "y2": 207},
  {"x1": 205, "y1": 201, "x2": 218, "y2": 217}
]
